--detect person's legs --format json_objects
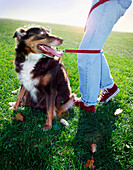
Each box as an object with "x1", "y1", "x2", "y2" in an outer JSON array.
[
  {"x1": 77, "y1": 0, "x2": 131, "y2": 107},
  {"x1": 100, "y1": 51, "x2": 114, "y2": 89}
]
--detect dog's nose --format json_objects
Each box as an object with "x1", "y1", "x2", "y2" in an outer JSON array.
[{"x1": 59, "y1": 38, "x2": 63, "y2": 43}]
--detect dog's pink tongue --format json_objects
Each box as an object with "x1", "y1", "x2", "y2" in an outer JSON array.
[
  {"x1": 44, "y1": 46, "x2": 63, "y2": 58},
  {"x1": 38, "y1": 45, "x2": 63, "y2": 58}
]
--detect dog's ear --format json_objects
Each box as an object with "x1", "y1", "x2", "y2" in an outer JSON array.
[
  {"x1": 45, "y1": 26, "x2": 51, "y2": 33},
  {"x1": 13, "y1": 28, "x2": 26, "y2": 40}
]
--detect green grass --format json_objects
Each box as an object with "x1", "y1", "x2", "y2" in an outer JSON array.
[{"x1": 0, "y1": 19, "x2": 133, "y2": 170}]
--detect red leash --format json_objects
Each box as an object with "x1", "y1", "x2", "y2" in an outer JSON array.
[
  {"x1": 63, "y1": 49, "x2": 101, "y2": 53},
  {"x1": 64, "y1": 0, "x2": 110, "y2": 54},
  {"x1": 84, "y1": 0, "x2": 110, "y2": 32}
]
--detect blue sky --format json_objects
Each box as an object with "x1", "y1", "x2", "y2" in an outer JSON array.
[{"x1": 0, "y1": 0, "x2": 133, "y2": 32}]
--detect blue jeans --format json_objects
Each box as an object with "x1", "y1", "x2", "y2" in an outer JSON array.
[{"x1": 78, "y1": 0, "x2": 132, "y2": 105}]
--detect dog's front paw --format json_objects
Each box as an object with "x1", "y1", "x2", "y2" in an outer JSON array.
[
  {"x1": 9, "y1": 102, "x2": 16, "y2": 110},
  {"x1": 11, "y1": 89, "x2": 19, "y2": 94},
  {"x1": 9, "y1": 102, "x2": 16, "y2": 107},
  {"x1": 9, "y1": 106, "x2": 15, "y2": 110},
  {"x1": 42, "y1": 125, "x2": 52, "y2": 131}
]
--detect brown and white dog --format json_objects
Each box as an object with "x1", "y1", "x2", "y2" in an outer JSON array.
[{"x1": 11, "y1": 25, "x2": 75, "y2": 130}]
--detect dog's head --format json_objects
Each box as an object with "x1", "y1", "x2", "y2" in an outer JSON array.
[{"x1": 13, "y1": 25, "x2": 63, "y2": 57}]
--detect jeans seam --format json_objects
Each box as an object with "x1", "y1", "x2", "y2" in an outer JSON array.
[{"x1": 85, "y1": 57, "x2": 89, "y2": 100}]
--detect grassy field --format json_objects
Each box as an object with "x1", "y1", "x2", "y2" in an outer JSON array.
[{"x1": 0, "y1": 19, "x2": 133, "y2": 169}]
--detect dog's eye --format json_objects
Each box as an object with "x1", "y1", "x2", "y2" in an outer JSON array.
[{"x1": 40, "y1": 31, "x2": 47, "y2": 35}]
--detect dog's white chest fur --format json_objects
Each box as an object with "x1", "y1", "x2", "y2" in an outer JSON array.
[{"x1": 18, "y1": 53, "x2": 43, "y2": 101}]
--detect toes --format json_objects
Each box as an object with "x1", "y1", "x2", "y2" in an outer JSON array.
[
  {"x1": 8, "y1": 102, "x2": 16, "y2": 106},
  {"x1": 42, "y1": 125, "x2": 52, "y2": 131}
]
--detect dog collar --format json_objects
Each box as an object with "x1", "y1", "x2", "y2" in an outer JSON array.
[{"x1": 42, "y1": 54, "x2": 54, "y2": 59}]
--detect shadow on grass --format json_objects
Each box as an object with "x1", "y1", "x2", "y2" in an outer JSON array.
[
  {"x1": 0, "y1": 106, "x2": 76, "y2": 170},
  {"x1": 0, "y1": 101, "x2": 123, "y2": 169},
  {"x1": 72, "y1": 101, "x2": 122, "y2": 169},
  {"x1": 0, "y1": 107, "x2": 53, "y2": 169}
]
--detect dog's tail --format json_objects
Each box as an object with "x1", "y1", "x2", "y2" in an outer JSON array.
[{"x1": 56, "y1": 93, "x2": 76, "y2": 118}]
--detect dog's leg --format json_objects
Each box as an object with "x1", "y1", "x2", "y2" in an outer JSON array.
[
  {"x1": 13, "y1": 85, "x2": 26, "y2": 110},
  {"x1": 42, "y1": 91, "x2": 56, "y2": 131}
]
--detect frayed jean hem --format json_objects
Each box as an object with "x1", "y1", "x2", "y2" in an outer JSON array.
[
  {"x1": 100, "y1": 82, "x2": 114, "y2": 90},
  {"x1": 81, "y1": 97, "x2": 97, "y2": 106}
]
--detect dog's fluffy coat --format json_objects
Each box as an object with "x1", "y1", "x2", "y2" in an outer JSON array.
[{"x1": 12, "y1": 25, "x2": 75, "y2": 130}]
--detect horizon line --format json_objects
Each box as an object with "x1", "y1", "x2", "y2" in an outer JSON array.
[{"x1": 0, "y1": 17, "x2": 133, "y2": 34}]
